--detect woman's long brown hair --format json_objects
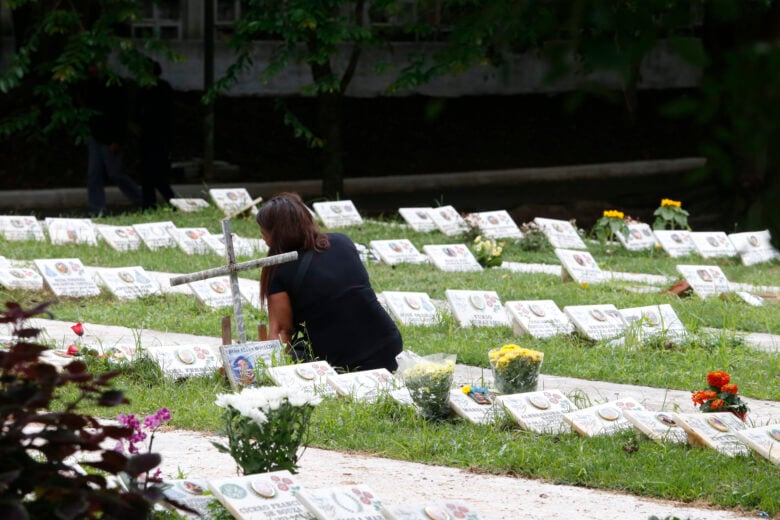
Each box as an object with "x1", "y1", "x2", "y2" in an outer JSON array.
[{"x1": 257, "y1": 192, "x2": 330, "y2": 302}]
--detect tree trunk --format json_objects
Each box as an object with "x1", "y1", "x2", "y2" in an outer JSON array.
[{"x1": 318, "y1": 92, "x2": 345, "y2": 199}]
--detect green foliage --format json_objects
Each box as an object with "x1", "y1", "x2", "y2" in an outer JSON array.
[
  {"x1": 652, "y1": 201, "x2": 690, "y2": 231},
  {"x1": 590, "y1": 211, "x2": 629, "y2": 245}
]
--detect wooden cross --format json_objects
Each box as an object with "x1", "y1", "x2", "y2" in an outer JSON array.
[{"x1": 169, "y1": 218, "x2": 296, "y2": 343}]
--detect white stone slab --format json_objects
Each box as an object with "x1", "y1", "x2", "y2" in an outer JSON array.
[
  {"x1": 422, "y1": 244, "x2": 482, "y2": 272},
  {"x1": 202, "y1": 233, "x2": 257, "y2": 257},
  {"x1": 563, "y1": 304, "x2": 627, "y2": 341},
  {"x1": 653, "y1": 230, "x2": 695, "y2": 257},
  {"x1": 94, "y1": 224, "x2": 142, "y2": 251},
  {"x1": 504, "y1": 300, "x2": 575, "y2": 338},
  {"x1": 672, "y1": 412, "x2": 750, "y2": 457},
  {"x1": 448, "y1": 389, "x2": 505, "y2": 424},
  {"x1": 467, "y1": 210, "x2": 523, "y2": 239},
  {"x1": 312, "y1": 200, "x2": 363, "y2": 228},
  {"x1": 689, "y1": 231, "x2": 739, "y2": 258},
  {"x1": 604, "y1": 271, "x2": 673, "y2": 286},
  {"x1": 427, "y1": 205, "x2": 469, "y2": 236},
  {"x1": 147, "y1": 344, "x2": 221, "y2": 379},
  {"x1": 499, "y1": 261, "x2": 562, "y2": 276},
  {"x1": 735, "y1": 291, "x2": 765, "y2": 306},
  {"x1": 555, "y1": 248, "x2": 605, "y2": 285},
  {"x1": 623, "y1": 409, "x2": 688, "y2": 444},
  {"x1": 382, "y1": 291, "x2": 440, "y2": 326},
  {"x1": 326, "y1": 368, "x2": 399, "y2": 402},
  {"x1": 209, "y1": 188, "x2": 258, "y2": 216},
  {"x1": 369, "y1": 239, "x2": 427, "y2": 265},
  {"x1": 161, "y1": 478, "x2": 217, "y2": 518},
  {"x1": 534, "y1": 217, "x2": 587, "y2": 249},
  {"x1": 238, "y1": 277, "x2": 263, "y2": 310},
  {"x1": 267, "y1": 361, "x2": 338, "y2": 397},
  {"x1": 398, "y1": 207, "x2": 436, "y2": 232},
  {"x1": 146, "y1": 271, "x2": 193, "y2": 295},
  {"x1": 0, "y1": 215, "x2": 45, "y2": 241},
  {"x1": 444, "y1": 289, "x2": 510, "y2": 328},
  {"x1": 93, "y1": 266, "x2": 161, "y2": 300},
  {"x1": 382, "y1": 499, "x2": 487, "y2": 520},
  {"x1": 734, "y1": 424, "x2": 780, "y2": 465},
  {"x1": 728, "y1": 230, "x2": 780, "y2": 266},
  {"x1": 562, "y1": 397, "x2": 645, "y2": 437},
  {"x1": 209, "y1": 470, "x2": 314, "y2": 520},
  {"x1": 189, "y1": 276, "x2": 234, "y2": 308},
  {"x1": 34, "y1": 258, "x2": 101, "y2": 297},
  {"x1": 496, "y1": 389, "x2": 577, "y2": 434},
  {"x1": 296, "y1": 484, "x2": 382, "y2": 520},
  {"x1": 615, "y1": 222, "x2": 657, "y2": 251},
  {"x1": 133, "y1": 221, "x2": 176, "y2": 250},
  {"x1": 244, "y1": 237, "x2": 269, "y2": 255},
  {"x1": 619, "y1": 304, "x2": 687, "y2": 341},
  {"x1": 45, "y1": 217, "x2": 98, "y2": 246},
  {"x1": 169, "y1": 227, "x2": 210, "y2": 255},
  {"x1": 220, "y1": 340, "x2": 284, "y2": 390},
  {"x1": 676, "y1": 265, "x2": 731, "y2": 298},
  {"x1": 0, "y1": 264, "x2": 43, "y2": 291},
  {"x1": 169, "y1": 198, "x2": 210, "y2": 212}
]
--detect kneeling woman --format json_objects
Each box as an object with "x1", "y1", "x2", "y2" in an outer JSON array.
[{"x1": 257, "y1": 192, "x2": 403, "y2": 372}]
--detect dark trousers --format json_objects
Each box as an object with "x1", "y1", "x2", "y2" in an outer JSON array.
[{"x1": 140, "y1": 139, "x2": 176, "y2": 209}]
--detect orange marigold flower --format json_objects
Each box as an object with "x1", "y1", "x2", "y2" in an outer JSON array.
[
  {"x1": 692, "y1": 390, "x2": 717, "y2": 405},
  {"x1": 707, "y1": 371, "x2": 730, "y2": 388},
  {"x1": 710, "y1": 399, "x2": 725, "y2": 410},
  {"x1": 721, "y1": 383, "x2": 738, "y2": 394}
]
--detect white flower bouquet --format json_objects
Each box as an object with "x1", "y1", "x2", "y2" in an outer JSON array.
[
  {"x1": 399, "y1": 353, "x2": 456, "y2": 420},
  {"x1": 214, "y1": 386, "x2": 322, "y2": 474}
]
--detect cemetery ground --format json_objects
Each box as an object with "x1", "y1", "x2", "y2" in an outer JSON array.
[{"x1": 3, "y1": 203, "x2": 780, "y2": 518}]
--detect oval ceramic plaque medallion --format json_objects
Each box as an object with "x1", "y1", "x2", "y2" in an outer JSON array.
[
  {"x1": 528, "y1": 394, "x2": 550, "y2": 410},
  {"x1": 220, "y1": 483, "x2": 247, "y2": 500},
  {"x1": 251, "y1": 480, "x2": 276, "y2": 498},
  {"x1": 768, "y1": 428, "x2": 780, "y2": 442},
  {"x1": 177, "y1": 349, "x2": 195, "y2": 365},
  {"x1": 598, "y1": 407, "x2": 621, "y2": 421},
  {"x1": 424, "y1": 505, "x2": 451, "y2": 520},
  {"x1": 295, "y1": 366, "x2": 315, "y2": 380},
  {"x1": 180, "y1": 481, "x2": 205, "y2": 495},
  {"x1": 655, "y1": 413, "x2": 677, "y2": 427},
  {"x1": 707, "y1": 416, "x2": 729, "y2": 432},
  {"x1": 469, "y1": 294, "x2": 486, "y2": 310},
  {"x1": 405, "y1": 295, "x2": 421, "y2": 310}
]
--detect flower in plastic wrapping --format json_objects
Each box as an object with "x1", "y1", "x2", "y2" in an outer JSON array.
[
  {"x1": 399, "y1": 353, "x2": 456, "y2": 420},
  {"x1": 488, "y1": 344, "x2": 544, "y2": 394}
]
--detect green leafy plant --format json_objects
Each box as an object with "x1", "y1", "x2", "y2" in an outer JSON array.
[
  {"x1": 518, "y1": 221, "x2": 550, "y2": 251},
  {"x1": 213, "y1": 387, "x2": 321, "y2": 475},
  {"x1": 0, "y1": 301, "x2": 172, "y2": 519},
  {"x1": 653, "y1": 199, "x2": 690, "y2": 230},
  {"x1": 591, "y1": 209, "x2": 630, "y2": 244}
]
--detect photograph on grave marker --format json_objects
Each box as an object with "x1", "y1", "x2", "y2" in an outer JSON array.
[
  {"x1": 689, "y1": 231, "x2": 739, "y2": 258},
  {"x1": 296, "y1": 484, "x2": 383, "y2": 520},
  {"x1": 45, "y1": 217, "x2": 98, "y2": 246},
  {"x1": 220, "y1": 340, "x2": 283, "y2": 390},
  {"x1": 369, "y1": 238, "x2": 427, "y2": 265},
  {"x1": 94, "y1": 224, "x2": 141, "y2": 251},
  {"x1": 563, "y1": 304, "x2": 627, "y2": 341},
  {"x1": 161, "y1": 478, "x2": 217, "y2": 518},
  {"x1": 422, "y1": 244, "x2": 482, "y2": 272},
  {"x1": 653, "y1": 230, "x2": 695, "y2": 257},
  {"x1": 326, "y1": 368, "x2": 399, "y2": 402},
  {"x1": 382, "y1": 291, "x2": 440, "y2": 326},
  {"x1": 615, "y1": 222, "x2": 658, "y2": 251},
  {"x1": 466, "y1": 209, "x2": 523, "y2": 239},
  {"x1": 133, "y1": 221, "x2": 177, "y2": 250},
  {"x1": 496, "y1": 389, "x2": 577, "y2": 434},
  {"x1": 398, "y1": 207, "x2": 435, "y2": 232},
  {"x1": 147, "y1": 344, "x2": 221, "y2": 379},
  {"x1": 619, "y1": 304, "x2": 687, "y2": 342},
  {"x1": 623, "y1": 410, "x2": 688, "y2": 444},
  {"x1": 169, "y1": 227, "x2": 210, "y2": 255},
  {"x1": 505, "y1": 299, "x2": 575, "y2": 338},
  {"x1": 554, "y1": 248, "x2": 605, "y2": 285},
  {"x1": 93, "y1": 266, "x2": 160, "y2": 299},
  {"x1": 312, "y1": 200, "x2": 363, "y2": 228},
  {"x1": 382, "y1": 499, "x2": 487, "y2": 520},
  {"x1": 734, "y1": 424, "x2": 780, "y2": 465},
  {"x1": 0, "y1": 215, "x2": 45, "y2": 241},
  {"x1": 728, "y1": 230, "x2": 780, "y2": 266},
  {"x1": 562, "y1": 397, "x2": 645, "y2": 437},
  {"x1": 209, "y1": 188, "x2": 259, "y2": 216},
  {"x1": 208, "y1": 470, "x2": 314, "y2": 520},
  {"x1": 444, "y1": 289, "x2": 510, "y2": 328},
  {"x1": 671, "y1": 412, "x2": 750, "y2": 457},
  {"x1": 427, "y1": 205, "x2": 469, "y2": 236},
  {"x1": 534, "y1": 217, "x2": 588, "y2": 249},
  {"x1": 267, "y1": 360, "x2": 338, "y2": 396},
  {"x1": 34, "y1": 258, "x2": 101, "y2": 298},
  {"x1": 169, "y1": 198, "x2": 210, "y2": 212},
  {"x1": 676, "y1": 265, "x2": 731, "y2": 298}
]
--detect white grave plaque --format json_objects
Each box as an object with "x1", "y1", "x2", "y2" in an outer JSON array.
[
  {"x1": 382, "y1": 499, "x2": 486, "y2": 520},
  {"x1": 94, "y1": 224, "x2": 141, "y2": 251},
  {"x1": 398, "y1": 207, "x2": 435, "y2": 232},
  {"x1": 45, "y1": 218, "x2": 98, "y2": 246},
  {"x1": 202, "y1": 233, "x2": 257, "y2": 258},
  {"x1": 34, "y1": 258, "x2": 101, "y2": 297},
  {"x1": 676, "y1": 265, "x2": 730, "y2": 298},
  {"x1": 427, "y1": 205, "x2": 469, "y2": 236},
  {"x1": 189, "y1": 276, "x2": 234, "y2": 308},
  {"x1": 369, "y1": 239, "x2": 427, "y2": 265},
  {"x1": 209, "y1": 188, "x2": 258, "y2": 216},
  {"x1": 448, "y1": 389, "x2": 505, "y2": 424},
  {"x1": 162, "y1": 478, "x2": 217, "y2": 518},
  {"x1": 0, "y1": 215, "x2": 45, "y2": 241},
  {"x1": 619, "y1": 304, "x2": 687, "y2": 341},
  {"x1": 382, "y1": 291, "x2": 440, "y2": 326},
  {"x1": 615, "y1": 222, "x2": 657, "y2": 251},
  {"x1": 563, "y1": 304, "x2": 626, "y2": 341},
  {"x1": 209, "y1": 470, "x2": 314, "y2": 520},
  {"x1": 562, "y1": 397, "x2": 644, "y2": 437},
  {"x1": 534, "y1": 217, "x2": 587, "y2": 249},
  {"x1": 672, "y1": 412, "x2": 749, "y2": 456},
  {"x1": 133, "y1": 221, "x2": 176, "y2": 250},
  {"x1": 653, "y1": 230, "x2": 695, "y2": 257},
  {"x1": 623, "y1": 410, "x2": 688, "y2": 444},
  {"x1": 169, "y1": 227, "x2": 210, "y2": 255},
  {"x1": 312, "y1": 200, "x2": 363, "y2": 228},
  {"x1": 496, "y1": 389, "x2": 577, "y2": 434},
  {"x1": 220, "y1": 340, "x2": 283, "y2": 390},
  {"x1": 445, "y1": 289, "x2": 510, "y2": 328},
  {"x1": 147, "y1": 345, "x2": 220, "y2": 379},
  {"x1": 296, "y1": 485, "x2": 382, "y2": 520},
  {"x1": 734, "y1": 424, "x2": 780, "y2": 465},
  {"x1": 267, "y1": 361, "x2": 338, "y2": 396},
  {"x1": 504, "y1": 300, "x2": 574, "y2": 338},
  {"x1": 93, "y1": 266, "x2": 160, "y2": 300},
  {"x1": 0, "y1": 265, "x2": 43, "y2": 291},
  {"x1": 468, "y1": 210, "x2": 523, "y2": 239},
  {"x1": 326, "y1": 368, "x2": 398, "y2": 402},
  {"x1": 146, "y1": 271, "x2": 193, "y2": 295},
  {"x1": 736, "y1": 291, "x2": 765, "y2": 307},
  {"x1": 728, "y1": 230, "x2": 780, "y2": 266},
  {"x1": 169, "y1": 198, "x2": 210, "y2": 212},
  {"x1": 689, "y1": 231, "x2": 738, "y2": 258},
  {"x1": 555, "y1": 248, "x2": 605, "y2": 285},
  {"x1": 500, "y1": 261, "x2": 562, "y2": 276},
  {"x1": 422, "y1": 244, "x2": 482, "y2": 272}
]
